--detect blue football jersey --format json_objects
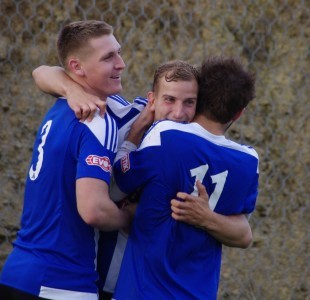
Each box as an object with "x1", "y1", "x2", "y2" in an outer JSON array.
[
  {"x1": 0, "y1": 99, "x2": 118, "y2": 299},
  {"x1": 113, "y1": 120, "x2": 259, "y2": 300}
]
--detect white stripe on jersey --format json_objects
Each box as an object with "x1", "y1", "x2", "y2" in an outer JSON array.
[
  {"x1": 139, "y1": 120, "x2": 259, "y2": 161},
  {"x1": 103, "y1": 231, "x2": 128, "y2": 293},
  {"x1": 39, "y1": 286, "x2": 97, "y2": 300},
  {"x1": 108, "y1": 95, "x2": 130, "y2": 106},
  {"x1": 82, "y1": 111, "x2": 118, "y2": 153},
  {"x1": 132, "y1": 96, "x2": 148, "y2": 106},
  {"x1": 107, "y1": 95, "x2": 148, "y2": 148},
  {"x1": 105, "y1": 113, "x2": 118, "y2": 151},
  {"x1": 94, "y1": 228, "x2": 99, "y2": 272},
  {"x1": 107, "y1": 96, "x2": 147, "y2": 120}
]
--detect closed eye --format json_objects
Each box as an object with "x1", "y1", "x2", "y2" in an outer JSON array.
[{"x1": 103, "y1": 53, "x2": 114, "y2": 61}]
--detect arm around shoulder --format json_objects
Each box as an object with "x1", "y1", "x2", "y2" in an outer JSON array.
[
  {"x1": 32, "y1": 65, "x2": 69, "y2": 97},
  {"x1": 32, "y1": 65, "x2": 106, "y2": 121}
]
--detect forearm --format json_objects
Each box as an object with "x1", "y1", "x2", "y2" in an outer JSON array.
[
  {"x1": 32, "y1": 65, "x2": 74, "y2": 97},
  {"x1": 201, "y1": 213, "x2": 252, "y2": 248},
  {"x1": 126, "y1": 124, "x2": 148, "y2": 146},
  {"x1": 125, "y1": 102, "x2": 154, "y2": 146},
  {"x1": 171, "y1": 183, "x2": 252, "y2": 248},
  {"x1": 92, "y1": 203, "x2": 132, "y2": 231},
  {"x1": 77, "y1": 178, "x2": 133, "y2": 231}
]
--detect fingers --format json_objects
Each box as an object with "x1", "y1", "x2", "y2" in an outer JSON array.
[
  {"x1": 74, "y1": 107, "x2": 82, "y2": 120},
  {"x1": 85, "y1": 104, "x2": 98, "y2": 122},
  {"x1": 74, "y1": 101, "x2": 106, "y2": 122},
  {"x1": 171, "y1": 200, "x2": 185, "y2": 221},
  {"x1": 86, "y1": 101, "x2": 106, "y2": 121},
  {"x1": 73, "y1": 104, "x2": 91, "y2": 121},
  {"x1": 171, "y1": 199, "x2": 190, "y2": 219},
  {"x1": 196, "y1": 180, "x2": 209, "y2": 200},
  {"x1": 97, "y1": 101, "x2": 106, "y2": 117}
]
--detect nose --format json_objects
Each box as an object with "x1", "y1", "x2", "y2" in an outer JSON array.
[
  {"x1": 116, "y1": 54, "x2": 126, "y2": 70},
  {"x1": 171, "y1": 102, "x2": 184, "y2": 120}
]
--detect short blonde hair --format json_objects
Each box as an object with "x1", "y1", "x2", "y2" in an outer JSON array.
[
  {"x1": 57, "y1": 20, "x2": 113, "y2": 68},
  {"x1": 152, "y1": 60, "x2": 200, "y2": 93}
]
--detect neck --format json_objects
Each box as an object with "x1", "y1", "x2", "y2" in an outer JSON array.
[
  {"x1": 193, "y1": 114, "x2": 227, "y2": 136},
  {"x1": 67, "y1": 72, "x2": 107, "y2": 101}
]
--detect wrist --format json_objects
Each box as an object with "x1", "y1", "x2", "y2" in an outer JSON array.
[
  {"x1": 201, "y1": 211, "x2": 218, "y2": 232},
  {"x1": 63, "y1": 78, "x2": 77, "y2": 98},
  {"x1": 126, "y1": 126, "x2": 146, "y2": 146}
]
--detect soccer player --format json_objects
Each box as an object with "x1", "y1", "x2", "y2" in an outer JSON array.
[
  {"x1": 0, "y1": 20, "x2": 136, "y2": 300},
  {"x1": 112, "y1": 56, "x2": 259, "y2": 299}
]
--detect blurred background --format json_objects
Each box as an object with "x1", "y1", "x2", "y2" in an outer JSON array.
[{"x1": 0, "y1": 0, "x2": 309, "y2": 299}]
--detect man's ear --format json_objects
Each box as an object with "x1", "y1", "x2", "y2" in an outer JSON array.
[
  {"x1": 232, "y1": 108, "x2": 245, "y2": 121},
  {"x1": 67, "y1": 58, "x2": 84, "y2": 76},
  {"x1": 147, "y1": 91, "x2": 156, "y2": 112}
]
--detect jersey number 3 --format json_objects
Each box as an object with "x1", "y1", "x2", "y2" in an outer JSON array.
[
  {"x1": 29, "y1": 120, "x2": 52, "y2": 181},
  {"x1": 190, "y1": 164, "x2": 228, "y2": 211}
]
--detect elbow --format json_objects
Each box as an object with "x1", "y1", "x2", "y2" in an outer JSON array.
[
  {"x1": 32, "y1": 65, "x2": 45, "y2": 82},
  {"x1": 80, "y1": 209, "x2": 117, "y2": 231},
  {"x1": 80, "y1": 210, "x2": 98, "y2": 227},
  {"x1": 79, "y1": 208, "x2": 103, "y2": 228},
  {"x1": 239, "y1": 229, "x2": 253, "y2": 249}
]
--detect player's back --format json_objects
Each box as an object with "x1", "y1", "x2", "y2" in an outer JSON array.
[{"x1": 114, "y1": 120, "x2": 259, "y2": 300}]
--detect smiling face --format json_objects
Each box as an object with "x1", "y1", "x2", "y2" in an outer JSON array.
[
  {"x1": 68, "y1": 34, "x2": 126, "y2": 99},
  {"x1": 148, "y1": 77, "x2": 198, "y2": 122}
]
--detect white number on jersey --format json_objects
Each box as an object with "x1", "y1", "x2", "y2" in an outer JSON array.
[
  {"x1": 190, "y1": 164, "x2": 228, "y2": 211},
  {"x1": 29, "y1": 120, "x2": 52, "y2": 181}
]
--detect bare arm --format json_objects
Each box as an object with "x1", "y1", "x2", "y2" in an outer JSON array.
[
  {"x1": 171, "y1": 180, "x2": 252, "y2": 248},
  {"x1": 32, "y1": 65, "x2": 106, "y2": 121},
  {"x1": 76, "y1": 177, "x2": 135, "y2": 231}
]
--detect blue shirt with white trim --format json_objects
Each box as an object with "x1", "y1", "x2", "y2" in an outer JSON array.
[
  {"x1": 98, "y1": 95, "x2": 148, "y2": 293},
  {"x1": 113, "y1": 120, "x2": 259, "y2": 300},
  {"x1": 0, "y1": 99, "x2": 117, "y2": 299}
]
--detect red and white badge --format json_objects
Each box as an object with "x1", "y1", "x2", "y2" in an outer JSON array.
[
  {"x1": 121, "y1": 154, "x2": 130, "y2": 173},
  {"x1": 86, "y1": 155, "x2": 112, "y2": 173}
]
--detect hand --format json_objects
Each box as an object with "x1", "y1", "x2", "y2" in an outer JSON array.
[
  {"x1": 171, "y1": 180, "x2": 211, "y2": 228},
  {"x1": 126, "y1": 102, "x2": 155, "y2": 145},
  {"x1": 121, "y1": 202, "x2": 138, "y2": 234},
  {"x1": 66, "y1": 83, "x2": 106, "y2": 122}
]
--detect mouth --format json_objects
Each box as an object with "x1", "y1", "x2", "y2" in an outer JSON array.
[{"x1": 111, "y1": 74, "x2": 121, "y2": 80}]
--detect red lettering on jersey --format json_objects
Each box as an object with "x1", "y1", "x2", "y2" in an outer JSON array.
[
  {"x1": 121, "y1": 154, "x2": 130, "y2": 173},
  {"x1": 86, "y1": 155, "x2": 112, "y2": 173}
]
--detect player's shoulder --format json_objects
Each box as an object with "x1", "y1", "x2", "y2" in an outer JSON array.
[
  {"x1": 107, "y1": 95, "x2": 131, "y2": 106},
  {"x1": 107, "y1": 95, "x2": 148, "y2": 109},
  {"x1": 138, "y1": 120, "x2": 189, "y2": 150},
  {"x1": 82, "y1": 109, "x2": 116, "y2": 125},
  {"x1": 225, "y1": 139, "x2": 259, "y2": 160},
  {"x1": 81, "y1": 111, "x2": 118, "y2": 150},
  {"x1": 149, "y1": 119, "x2": 188, "y2": 132}
]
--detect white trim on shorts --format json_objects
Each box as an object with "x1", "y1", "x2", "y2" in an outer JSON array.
[{"x1": 39, "y1": 286, "x2": 97, "y2": 300}]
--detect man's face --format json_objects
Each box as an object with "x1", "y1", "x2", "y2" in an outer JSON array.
[
  {"x1": 78, "y1": 34, "x2": 126, "y2": 99},
  {"x1": 149, "y1": 77, "x2": 198, "y2": 122}
]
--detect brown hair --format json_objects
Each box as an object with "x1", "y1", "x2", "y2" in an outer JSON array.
[
  {"x1": 57, "y1": 20, "x2": 113, "y2": 68},
  {"x1": 197, "y1": 56, "x2": 256, "y2": 124},
  {"x1": 152, "y1": 60, "x2": 200, "y2": 93}
]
